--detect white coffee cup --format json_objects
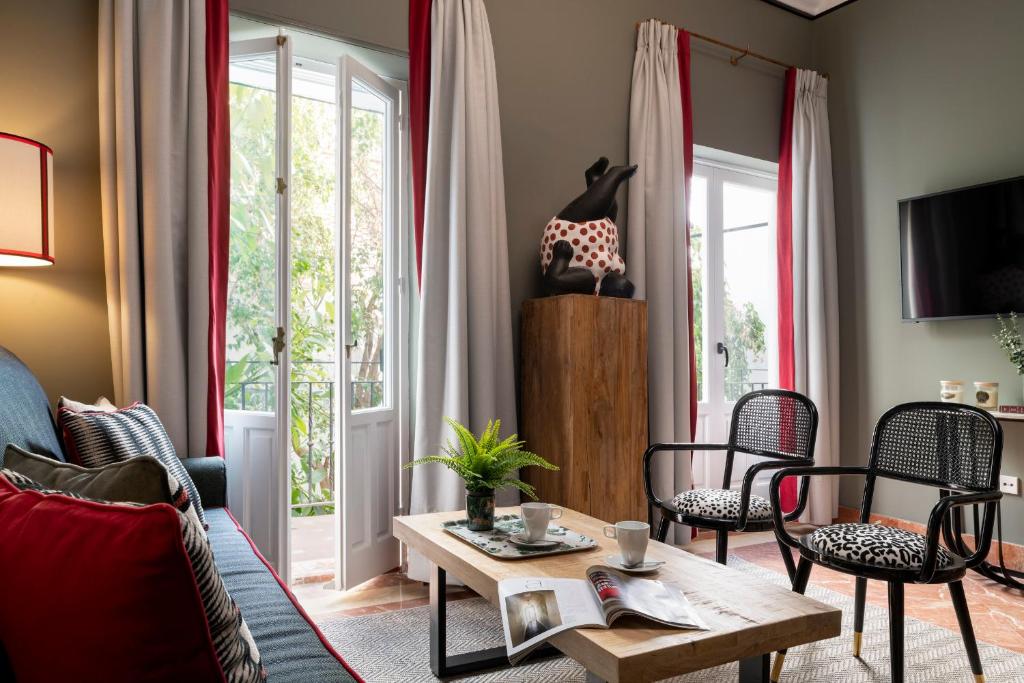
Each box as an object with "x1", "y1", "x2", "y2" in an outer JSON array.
[
  {"x1": 521, "y1": 502, "x2": 563, "y2": 541},
  {"x1": 603, "y1": 521, "x2": 650, "y2": 567}
]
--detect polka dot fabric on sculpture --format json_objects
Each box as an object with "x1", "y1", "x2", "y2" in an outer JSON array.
[{"x1": 540, "y1": 216, "x2": 625, "y2": 293}]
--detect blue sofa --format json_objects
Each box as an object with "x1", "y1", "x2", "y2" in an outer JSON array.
[{"x1": 0, "y1": 347, "x2": 360, "y2": 682}]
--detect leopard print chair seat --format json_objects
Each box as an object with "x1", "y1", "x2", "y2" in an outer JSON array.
[
  {"x1": 803, "y1": 523, "x2": 956, "y2": 571},
  {"x1": 671, "y1": 489, "x2": 773, "y2": 523}
]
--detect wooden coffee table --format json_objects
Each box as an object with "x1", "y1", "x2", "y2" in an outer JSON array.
[{"x1": 394, "y1": 507, "x2": 840, "y2": 682}]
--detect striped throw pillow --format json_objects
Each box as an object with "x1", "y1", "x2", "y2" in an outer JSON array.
[
  {"x1": 0, "y1": 470, "x2": 265, "y2": 682},
  {"x1": 58, "y1": 402, "x2": 207, "y2": 528}
]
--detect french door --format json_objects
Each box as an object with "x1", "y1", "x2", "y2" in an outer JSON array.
[
  {"x1": 225, "y1": 36, "x2": 406, "y2": 589},
  {"x1": 335, "y1": 56, "x2": 406, "y2": 590},
  {"x1": 690, "y1": 154, "x2": 779, "y2": 498},
  {"x1": 224, "y1": 35, "x2": 292, "y2": 578}
]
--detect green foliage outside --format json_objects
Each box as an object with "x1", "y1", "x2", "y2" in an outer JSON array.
[
  {"x1": 404, "y1": 418, "x2": 559, "y2": 499},
  {"x1": 226, "y1": 78, "x2": 388, "y2": 518},
  {"x1": 690, "y1": 232, "x2": 767, "y2": 401}
]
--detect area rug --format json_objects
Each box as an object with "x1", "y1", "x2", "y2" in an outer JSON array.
[{"x1": 316, "y1": 556, "x2": 1024, "y2": 682}]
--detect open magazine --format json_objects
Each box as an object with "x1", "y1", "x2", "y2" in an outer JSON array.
[{"x1": 498, "y1": 566, "x2": 708, "y2": 664}]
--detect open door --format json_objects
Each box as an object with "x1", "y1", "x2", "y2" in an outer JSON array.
[
  {"x1": 335, "y1": 55, "x2": 404, "y2": 590},
  {"x1": 223, "y1": 34, "x2": 292, "y2": 579}
]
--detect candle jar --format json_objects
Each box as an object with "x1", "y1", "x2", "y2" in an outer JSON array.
[
  {"x1": 939, "y1": 380, "x2": 964, "y2": 403},
  {"x1": 974, "y1": 381, "x2": 998, "y2": 410}
]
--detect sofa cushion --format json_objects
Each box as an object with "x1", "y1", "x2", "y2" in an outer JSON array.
[
  {"x1": 0, "y1": 347, "x2": 64, "y2": 462},
  {"x1": 0, "y1": 473, "x2": 265, "y2": 682},
  {"x1": 58, "y1": 402, "x2": 207, "y2": 527},
  {"x1": 3, "y1": 444, "x2": 203, "y2": 534},
  {"x1": 206, "y1": 508, "x2": 362, "y2": 681}
]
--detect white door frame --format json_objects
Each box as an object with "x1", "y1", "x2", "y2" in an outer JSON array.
[
  {"x1": 225, "y1": 34, "x2": 293, "y2": 581},
  {"x1": 334, "y1": 55, "x2": 407, "y2": 590}
]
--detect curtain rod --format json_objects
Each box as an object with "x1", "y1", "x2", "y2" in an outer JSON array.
[{"x1": 635, "y1": 18, "x2": 827, "y2": 78}]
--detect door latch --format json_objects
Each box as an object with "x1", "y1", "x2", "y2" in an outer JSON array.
[
  {"x1": 716, "y1": 342, "x2": 729, "y2": 368},
  {"x1": 345, "y1": 338, "x2": 358, "y2": 360},
  {"x1": 271, "y1": 326, "x2": 286, "y2": 365}
]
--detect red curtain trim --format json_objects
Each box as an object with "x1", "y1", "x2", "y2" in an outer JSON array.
[
  {"x1": 205, "y1": 0, "x2": 229, "y2": 457},
  {"x1": 678, "y1": 29, "x2": 697, "y2": 443},
  {"x1": 410, "y1": 0, "x2": 432, "y2": 288},
  {"x1": 777, "y1": 67, "x2": 797, "y2": 511}
]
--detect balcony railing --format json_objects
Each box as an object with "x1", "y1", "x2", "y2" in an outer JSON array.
[{"x1": 225, "y1": 359, "x2": 381, "y2": 516}]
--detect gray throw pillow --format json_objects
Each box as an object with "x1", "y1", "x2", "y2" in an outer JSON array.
[{"x1": 3, "y1": 444, "x2": 204, "y2": 534}]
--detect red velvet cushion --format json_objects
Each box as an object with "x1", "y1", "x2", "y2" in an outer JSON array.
[{"x1": 0, "y1": 476, "x2": 226, "y2": 683}]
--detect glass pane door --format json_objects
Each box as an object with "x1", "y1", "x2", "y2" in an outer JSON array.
[
  {"x1": 224, "y1": 35, "x2": 292, "y2": 577},
  {"x1": 691, "y1": 157, "x2": 778, "y2": 494},
  {"x1": 336, "y1": 56, "x2": 402, "y2": 590}
]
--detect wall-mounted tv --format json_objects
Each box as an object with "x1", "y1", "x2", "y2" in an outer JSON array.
[{"x1": 899, "y1": 175, "x2": 1024, "y2": 321}]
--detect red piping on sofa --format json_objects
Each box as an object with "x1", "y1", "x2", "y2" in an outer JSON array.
[{"x1": 224, "y1": 508, "x2": 366, "y2": 682}]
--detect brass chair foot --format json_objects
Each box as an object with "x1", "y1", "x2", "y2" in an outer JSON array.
[
  {"x1": 770, "y1": 652, "x2": 786, "y2": 682},
  {"x1": 975, "y1": 674, "x2": 985, "y2": 683},
  {"x1": 853, "y1": 631, "x2": 862, "y2": 657}
]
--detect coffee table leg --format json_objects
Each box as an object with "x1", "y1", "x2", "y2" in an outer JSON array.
[
  {"x1": 738, "y1": 653, "x2": 770, "y2": 682},
  {"x1": 429, "y1": 563, "x2": 558, "y2": 678}
]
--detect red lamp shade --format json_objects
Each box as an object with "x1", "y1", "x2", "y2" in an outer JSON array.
[{"x1": 0, "y1": 133, "x2": 54, "y2": 267}]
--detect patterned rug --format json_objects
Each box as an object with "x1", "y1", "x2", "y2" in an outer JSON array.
[{"x1": 317, "y1": 557, "x2": 1024, "y2": 682}]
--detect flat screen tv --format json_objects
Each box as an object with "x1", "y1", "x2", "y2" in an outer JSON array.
[{"x1": 899, "y1": 176, "x2": 1024, "y2": 321}]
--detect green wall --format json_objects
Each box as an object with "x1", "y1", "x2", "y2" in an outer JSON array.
[{"x1": 813, "y1": 0, "x2": 1024, "y2": 542}]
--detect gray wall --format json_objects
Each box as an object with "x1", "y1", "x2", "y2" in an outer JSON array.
[{"x1": 813, "y1": 0, "x2": 1024, "y2": 541}]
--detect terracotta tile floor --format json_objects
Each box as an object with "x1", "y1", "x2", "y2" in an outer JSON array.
[{"x1": 292, "y1": 530, "x2": 1024, "y2": 654}]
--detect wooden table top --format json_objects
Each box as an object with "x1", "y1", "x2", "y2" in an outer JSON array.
[{"x1": 394, "y1": 507, "x2": 841, "y2": 682}]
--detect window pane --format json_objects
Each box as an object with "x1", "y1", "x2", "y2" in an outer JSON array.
[
  {"x1": 722, "y1": 181, "x2": 776, "y2": 401},
  {"x1": 226, "y1": 58, "x2": 278, "y2": 413},
  {"x1": 349, "y1": 78, "x2": 388, "y2": 411},
  {"x1": 689, "y1": 175, "x2": 708, "y2": 404},
  {"x1": 289, "y1": 63, "x2": 338, "y2": 516}
]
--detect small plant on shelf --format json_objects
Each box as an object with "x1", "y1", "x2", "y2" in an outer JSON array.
[
  {"x1": 995, "y1": 312, "x2": 1024, "y2": 374},
  {"x1": 404, "y1": 417, "x2": 558, "y2": 530}
]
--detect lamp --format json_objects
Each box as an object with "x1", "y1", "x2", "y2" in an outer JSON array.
[{"x1": 0, "y1": 133, "x2": 54, "y2": 267}]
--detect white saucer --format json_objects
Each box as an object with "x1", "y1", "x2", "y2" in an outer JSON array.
[
  {"x1": 604, "y1": 555, "x2": 665, "y2": 574},
  {"x1": 509, "y1": 533, "x2": 560, "y2": 548}
]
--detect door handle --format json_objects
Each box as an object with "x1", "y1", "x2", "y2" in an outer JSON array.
[
  {"x1": 716, "y1": 342, "x2": 729, "y2": 368},
  {"x1": 345, "y1": 338, "x2": 358, "y2": 359},
  {"x1": 271, "y1": 326, "x2": 286, "y2": 366}
]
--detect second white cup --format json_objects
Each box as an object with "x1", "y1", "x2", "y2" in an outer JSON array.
[
  {"x1": 603, "y1": 520, "x2": 650, "y2": 567},
  {"x1": 521, "y1": 502, "x2": 562, "y2": 541}
]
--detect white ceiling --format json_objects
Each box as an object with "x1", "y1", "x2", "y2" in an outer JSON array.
[{"x1": 769, "y1": 0, "x2": 850, "y2": 17}]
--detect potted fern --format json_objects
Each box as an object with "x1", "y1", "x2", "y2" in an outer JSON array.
[
  {"x1": 405, "y1": 418, "x2": 558, "y2": 531},
  {"x1": 995, "y1": 312, "x2": 1024, "y2": 399}
]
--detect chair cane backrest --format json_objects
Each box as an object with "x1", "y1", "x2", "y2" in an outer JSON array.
[
  {"x1": 728, "y1": 390, "x2": 818, "y2": 461},
  {"x1": 868, "y1": 402, "x2": 1002, "y2": 492}
]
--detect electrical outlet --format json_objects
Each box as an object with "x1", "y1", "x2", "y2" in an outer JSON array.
[{"x1": 999, "y1": 475, "x2": 1020, "y2": 496}]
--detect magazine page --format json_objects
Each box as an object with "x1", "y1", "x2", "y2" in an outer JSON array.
[
  {"x1": 498, "y1": 577, "x2": 606, "y2": 664},
  {"x1": 585, "y1": 566, "x2": 708, "y2": 630}
]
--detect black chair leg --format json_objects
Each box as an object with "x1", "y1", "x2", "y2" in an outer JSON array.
[
  {"x1": 888, "y1": 581, "x2": 905, "y2": 683},
  {"x1": 949, "y1": 580, "x2": 985, "y2": 682},
  {"x1": 853, "y1": 577, "x2": 867, "y2": 657},
  {"x1": 776, "y1": 537, "x2": 797, "y2": 583},
  {"x1": 715, "y1": 530, "x2": 729, "y2": 564},
  {"x1": 656, "y1": 516, "x2": 670, "y2": 542},
  {"x1": 771, "y1": 557, "x2": 813, "y2": 682}
]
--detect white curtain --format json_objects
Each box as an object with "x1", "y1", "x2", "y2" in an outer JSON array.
[
  {"x1": 791, "y1": 70, "x2": 840, "y2": 525},
  {"x1": 408, "y1": 0, "x2": 517, "y2": 580},
  {"x1": 627, "y1": 20, "x2": 694, "y2": 545},
  {"x1": 98, "y1": 0, "x2": 211, "y2": 457}
]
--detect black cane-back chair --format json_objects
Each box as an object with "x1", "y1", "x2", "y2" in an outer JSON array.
[
  {"x1": 642, "y1": 389, "x2": 818, "y2": 571},
  {"x1": 768, "y1": 402, "x2": 1003, "y2": 683}
]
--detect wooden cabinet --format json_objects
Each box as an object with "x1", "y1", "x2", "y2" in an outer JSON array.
[{"x1": 520, "y1": 295, "x2": 648, "y2": 525}]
